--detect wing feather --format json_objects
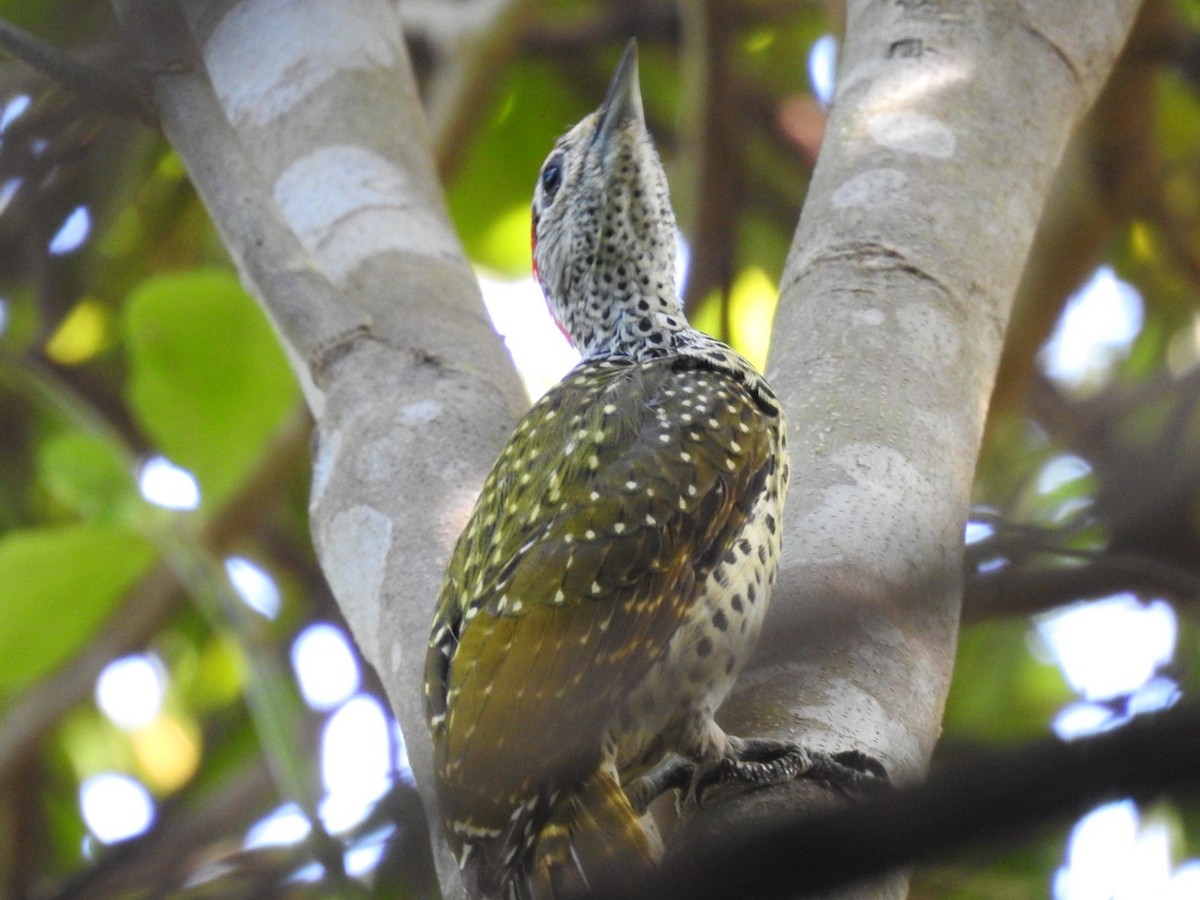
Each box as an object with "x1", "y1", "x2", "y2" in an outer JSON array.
[{"x1": 425, "y1": 353, "x2": 777, "y2": 875}]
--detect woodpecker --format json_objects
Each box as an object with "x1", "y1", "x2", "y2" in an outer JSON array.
[{"x1": 425, "y1": 40, "x2": 878, "y2": 900}]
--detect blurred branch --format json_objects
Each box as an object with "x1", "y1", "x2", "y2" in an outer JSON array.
[
  {"x1": 49, "y1": 758, "x2": 277, "y2": 900},
  {"x1": 679, "y1": 0, "x2": 741, "y2": 325},
  {"x1": 966, "y1": 364, "x2": 1200, "y2": 620},
  {"x1": 519, "y1": 0, "x2": 681, "y2": 54},
  {"x1": 0, "y1": 348, "x2": 324, "y2": 890},
  {"x1": 623, "y1": 703, "x2": 1200, "y2": 900},
  {"x1": 110, "y1": 0, "x2": 372, "y2": 390},
  {"x1": 1033, "y1": 370, "x2": 1200, "y2": 568},
  {"x1": 0, "y1": 563, "x2": 179, "y2": 775},
  {"x1": 0, "y1": 350, "x2": 312, "y2": 778},
  {"x1": 0, "y1": 754, "x2": 40, "y2": 899},
  {"x1": 0, "y1": 16, "x2": 150, "y2": 121},
  {"x1": 189, "y1": 784, "x2": 429, "y2": 899},
  {"x1": 412, "y1": 0, "x2": 688, "y2": 182},
  {"x1": 988, "y1": 0, "x2": 1173, "y2": 416},
  {"x1": 153, "y1": 517, "x2": 322, "y2": 825},
  {"x1": 405, "y1": 0, "x2": 538, "y2": 181},
  {"x1": 0, "y1": 350, "x2": 136, "y2": 462},
  {"x1": 964, "y1": 551, "x2": 1200, "y2": 622}
]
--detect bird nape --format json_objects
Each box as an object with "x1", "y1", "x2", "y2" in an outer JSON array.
[{"x1": 424, "y1": 39, "x2": 885, "y2": 900}]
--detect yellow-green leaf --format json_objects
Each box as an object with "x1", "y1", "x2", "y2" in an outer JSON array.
[
  {"x1": 123, "y1": 269, "x2": 299, "y2": 510},
  {"x1": 0, "y1": 525, "x2": 156, "y2": 696}
]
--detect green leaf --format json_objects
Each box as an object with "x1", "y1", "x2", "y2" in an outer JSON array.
[
  {"x1": 38, "y1": 431, "x2": 138, "y2": 523},
  {"x1": 943, "y1": 619, "x2": 1074, "y2": 744},
  {"x1": 0, "y1": 524, "x2": 156, "y2": 696},
  {"x1": 449, "y1": 60, "x2": 588, "y2": 275},
  {"x1": 123, "y1": 269, "x2": 299, "y2": 509}
]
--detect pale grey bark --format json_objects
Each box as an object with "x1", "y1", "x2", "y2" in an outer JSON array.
[
  {"x1": 681, "y1": 1, "x2": 1142, "y2": 895},
  {"x1": 112, "y1": 1, "x2": 1145, "y2": 898},
  {"x1": 110, "y1": 0, "x2": 525, "y2": 894}
]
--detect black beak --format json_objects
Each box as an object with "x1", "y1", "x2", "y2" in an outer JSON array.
[{"x1": 594, "y1": 39, "x2": 645, "y2": 154}]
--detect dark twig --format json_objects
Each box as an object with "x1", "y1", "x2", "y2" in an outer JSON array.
[
  {"x1": 965, "y1": 555, "x2": 1200, "y2": 621},
  {"x1": 617, "y1": 703, "x2": 1200, "y2": 900},
  {"x1": 679, "y1": 1, "x2": 742, "y2": 325},
  {"x1": 962, "y1": 517, "x2": 1200, "y2": 621},
  {"x1": 960, "y1": 540, "x2": 1200, "y2": 624},
  {"x1": 49, "y1": 758, "x2": 277, "y2": 899},
  {"x1": 0, "y1": 17, "x2": 150, "y2": 121}
]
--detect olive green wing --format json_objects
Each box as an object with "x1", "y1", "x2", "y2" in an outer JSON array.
[{"x1": 424, "y1": 355, "x2": 775, "y2": 852}]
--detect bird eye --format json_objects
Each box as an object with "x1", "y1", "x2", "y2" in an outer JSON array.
[{"x1": 540, "y1": 157, "x2": 563, "y2": 201}]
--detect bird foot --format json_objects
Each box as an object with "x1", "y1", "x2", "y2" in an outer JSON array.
[
  {"x1": 690, "y1": 737, "x2": 888, "y2": 806},
  {"x1": 625, "y1": 756, "x2": 695, "y2": 815}
]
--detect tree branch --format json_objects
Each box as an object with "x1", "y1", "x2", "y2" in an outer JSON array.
[
  {"x1": 678, "y1": 0, "x2": 741, "y2": 324},
  {"x1": 49, "y1": 757, "x2": 277, "y2": 899},
  {"x1": 704, "y1": 3, "x2": 1143, "y2": 897},
  {"x1": 989, "y1": 0, "x2": 1177, "y2": 415},
  {"x1": 108, "y1": 2, "x2": 531, "y2": 894},
  {"x1": 0, "y1": 16, "x2": 149, "y2": 121},
  {"x1": 108, "y1": 1, "x2": 373, "y2": 404},
  {"x1": 625, "y1": 704, "x2": 1200, "y2": 900},
  {"x1": 415, "y1": 0, "x2": 540, "y2": 181},
  {"x1": 964, "y1": 551, "x2": 1200, "y2": 622}
]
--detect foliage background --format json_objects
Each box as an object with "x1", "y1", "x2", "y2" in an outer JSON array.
[{"x1": 0, "y1": 0, "x2": 1198, "y2": 896}]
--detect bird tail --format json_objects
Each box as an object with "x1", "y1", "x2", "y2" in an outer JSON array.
[{"x1": 528, "y1": 769, "x2": 655, "y2": 899}]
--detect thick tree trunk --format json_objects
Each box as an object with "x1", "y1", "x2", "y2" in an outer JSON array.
[
  {"x1": 110, "y1": 0, "x2": 525, "y2": 893},
  {"x1": 675, "y1": 0, "x2": 1141, "y2": 895}
]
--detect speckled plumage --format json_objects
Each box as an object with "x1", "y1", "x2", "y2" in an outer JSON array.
[{"x1": 424, "y1": 42, "x2": 789, "y2": 899}]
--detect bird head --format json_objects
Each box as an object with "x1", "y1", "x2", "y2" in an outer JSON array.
[{"x1": 531, "y1": 40, "x2": 681, "y2": 357}]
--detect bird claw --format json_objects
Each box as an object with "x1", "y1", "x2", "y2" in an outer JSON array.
[
  {"x1": 689, "y1": 738, "x2": 889, "y2": 806},
  {"x1": 825, "y1": 749, "x2": 890, "y2": 789},
  {"x1": 624, "y1": 756, "x2": 694, "y2": 815}
]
